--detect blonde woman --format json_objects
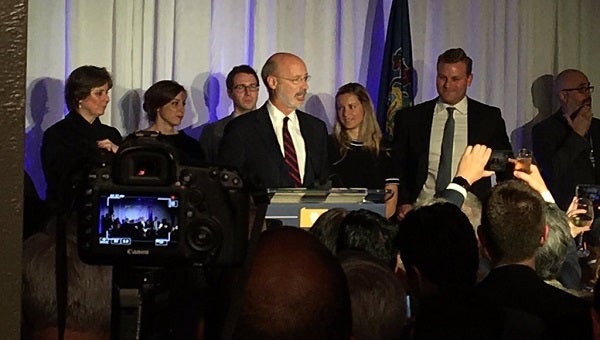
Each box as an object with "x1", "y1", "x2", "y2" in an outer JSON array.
[{"x1": 328, "y1": 82, "x2": 398, "y2": 217}]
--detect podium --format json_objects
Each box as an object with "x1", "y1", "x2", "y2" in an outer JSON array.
[{"x1": 265, "y1": 188, "x2": 387, "y2": 228}]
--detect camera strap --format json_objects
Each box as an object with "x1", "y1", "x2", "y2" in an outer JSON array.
[{"x1": 221, "y1": 201, "x2": 268, "y2": 338}]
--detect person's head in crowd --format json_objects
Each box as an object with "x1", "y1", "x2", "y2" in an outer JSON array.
[
  {"x1": 397, "y1": 202, "x2": 479, "y2": 297},
  {"x1": 233, "y1": 227, "x2": 352, "y2": 340},
  {"x1": 462, "y1": 191, "x2": 482, "y2": 230},
  {"x1": 21, "y1": 233, "x2": 112, "y2": 340},
  {"x1": 261, "y1": 52, "x2": 309, "y2": 114},
  {"x1": 64, "y1": 65, "x2": 112, "y2": 123},
  {"x1": 479, "y1": 179, "x2": 547, "y2": 267},
  {"x1": 226, "y1": 65, "x2": 260, "y2": 115},
  {"x1": 415, "y1": 193, "x2": 489, "y2": 282},
  {"x1": 340, "y1": 252, "x2": 407, "y2": 340},
  {"x1": 436, "y1": 48, "x2": 473, "y2": 105},
  {"x1": 333, "y1": 82, "x2": 383, "y2": 155},
  {"x1": 336, "y1": 209, "x2": 398, "y2": 267},
  {"x1": 415, "y1": 191, "x2": 481, "y2": 232},
  {"x1": 555, "y1": 69, "x2": 593, "y2": 116},
  {"x1": 535, "y1": 203, "x2": 571, "y2": 281},
  {"x1": 143, "y1": 80, "x2": 187, "y2": 134},
  {"x1": 309, "y1": 207, "x2": 348, "y2": 255}
]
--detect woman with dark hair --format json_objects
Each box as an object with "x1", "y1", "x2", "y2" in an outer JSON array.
[
  {"x1": 41, "y1": 65, "x2": 122, "y2": 208},
  {"x1": 137, "y1": 80, "x2": 204, "y2": 164},
  {"x1": 328, "y1": 82, "x2": 398, "y2": 217}
]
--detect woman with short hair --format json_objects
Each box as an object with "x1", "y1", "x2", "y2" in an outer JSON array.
[{"x1": 41, "y1": 65, "x2": 122, "y2": 208}]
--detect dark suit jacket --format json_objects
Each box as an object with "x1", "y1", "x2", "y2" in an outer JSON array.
[
  {"x1": 476, "y1": 265, "x2": 592, "y2": 339},
  {"x1": 198, "y1": 114, "x2": 235, "y2": 163},
  {"x1": 41, "y1": 111, "x2": 122, "y2": 208},
  {"x1": 218, "y1": 103, "x2": 329, "y2": 190},
  {"x1": 532, "y1": 110, "x2": 600, "y2": 209},
  {"x1": 392, "y1": 97, "x2": 511, "y2": 204}
]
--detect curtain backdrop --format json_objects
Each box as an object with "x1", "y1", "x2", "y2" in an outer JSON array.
[{"x1": 25, "y1": 0, "x2": 600, "y2": 197}]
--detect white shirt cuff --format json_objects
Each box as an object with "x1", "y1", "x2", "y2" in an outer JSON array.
[
  {"x1": 540, "y1": 190, "x2": 555, "y2": 204},
  {"x1": 446, "y1": 183, "x2": 467, "y2": 199}
]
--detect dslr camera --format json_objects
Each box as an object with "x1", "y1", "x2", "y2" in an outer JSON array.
[{"x1": 78, "y1": 132, "x2": 249, "y2": 266}]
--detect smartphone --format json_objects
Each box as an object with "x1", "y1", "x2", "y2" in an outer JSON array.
[
  {"x1": 576, "y1": 184, "x2": 600, "y2": 207},
  {"x1": 484, "y1": 150, "x2": 514, "y2": 172}
]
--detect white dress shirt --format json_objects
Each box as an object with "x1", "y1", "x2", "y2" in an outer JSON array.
[
  {"x1": 417, "y1": 96, "x2": 469, "y2": 203},
  {"x1": 267, "y1": 101, "x2": 307, "y2": 183}
]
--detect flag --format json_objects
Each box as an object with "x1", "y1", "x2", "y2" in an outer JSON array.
[{"x1": 377, "y1": 0, "x2": 414, "y2": 139}]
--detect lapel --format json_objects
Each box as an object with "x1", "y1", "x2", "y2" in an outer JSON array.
[
  {"x1": 417, "y1": 99, "x2": 437, "y2": 154},
  {"x1": 297, "y1": 110, "x2": 310, "y2": 169},
  {"x1": 466, "y1": 97, "x2": 481, "y2": 144},
  {"x1": 254, "y1": 104, "x2": 284, "y2": 162}
]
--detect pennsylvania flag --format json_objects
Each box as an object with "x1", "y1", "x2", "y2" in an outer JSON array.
[{"x1": 377, "y1": 0, "x2": 414, "y2": 139}]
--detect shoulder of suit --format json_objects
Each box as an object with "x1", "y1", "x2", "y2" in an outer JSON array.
[
  {"x1": 467, "y1": 97, "x2": 501, "y2": 112},
  {"x1": 296, "y1": 109, "x2": 327, "y2": 126},
  {"x1": 206, "y1": 114, "x2": 234, "y2": 129},
  {"x1": 532, "y1": 110, "x2": 565, "y2": 131},
  {"x1": 226, "y1": 108, "x2": 260, "y2": 128},
  {"x1": 392, "y1": 99, "x2": 436, "y2": 124},
  {"x1": 397, "y1": 98, "x2": 436, "y2": 113}
]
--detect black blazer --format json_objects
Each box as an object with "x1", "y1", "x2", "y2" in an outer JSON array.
[
  {"x1": 41, "y1": 111, "x2": 122, "y2": 207},
  {"x1": 218, "y1": 103, "x2": 329, "y2": 190},
  {"x1": 392, "y1": 97, "x2": 511, "y2": 204},
  {"x1": 198, "y1": 114, "x2": 235, "y2": 163},
  {"x1": 532, "y1": 110, "x2": 600, "y2": 210},
  {"x1": 476, "y1": 265, "x2": 592, "y2": 339}
]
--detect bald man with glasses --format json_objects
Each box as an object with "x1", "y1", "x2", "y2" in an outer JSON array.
[
  {"x1": 219, "y1": 52, "x2": 329, "y2": 191},
  {"x1": 532, "y1": 69, "x2": 597, "y2": 209}
]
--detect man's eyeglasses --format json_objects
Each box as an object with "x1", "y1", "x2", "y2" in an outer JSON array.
[
  {"x1": 275, "y1": 75, "x2": 311, "y2": 85},
  {"x1": 561, "y1": 85, "x2": 594, "y2": 94},
  {"x1": 232, "y1": 84, "x2": 259, "y2": 93}
]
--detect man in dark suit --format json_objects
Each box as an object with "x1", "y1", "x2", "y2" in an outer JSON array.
[
  {"x1": 219, "y1": 52, "x2": 329, "y2": 190},
  {"x1": 392, "y1": 48, "x2": 511, "y2": 219},
  {"x1": 532, "y1": 69, "x2": 597, "y2": 210},
  {"x1": 476, "y1": 178, "x2": 592, "y2": 339},
  {"x1": 199, "y1": 65, "x2": 260, "y2": 162}
]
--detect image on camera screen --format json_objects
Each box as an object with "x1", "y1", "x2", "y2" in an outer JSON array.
[
  {"x1": 97, "y1": 192, "x2": 180, "y2": 247},
  {"x1": 576, "y1": 185, "x2": 600, "y2": 208}
]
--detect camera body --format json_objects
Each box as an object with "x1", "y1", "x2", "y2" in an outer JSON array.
[{"x1": 78, "y1": 132, "x2": 249, "y2": 266}]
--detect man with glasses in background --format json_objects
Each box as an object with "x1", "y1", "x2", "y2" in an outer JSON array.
[
  {"x1": 533, "y1": 69, "x2": 597, "y2": 210},
  {"x1": 219, "y1": 52, "x2": 329, "y2": 191},
  {"x1": 199, "y1": 65, "x2": 260, "y2": 162}
]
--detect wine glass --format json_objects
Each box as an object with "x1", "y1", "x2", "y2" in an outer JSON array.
[
  {"x1": 515, "y1": 148, "x2": 532, "y2": 173},
  {"x1": 571, "y1": 198, "x2": 594, "y2": 258}
]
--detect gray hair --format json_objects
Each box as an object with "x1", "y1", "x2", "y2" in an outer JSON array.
[{"x1": 535, "y1": 203, "x2": 571, "y2": 280}]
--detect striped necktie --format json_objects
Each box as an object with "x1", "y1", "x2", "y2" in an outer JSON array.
[{"x1": 283, "y1": 117, "x2": 302, "y2": 187}]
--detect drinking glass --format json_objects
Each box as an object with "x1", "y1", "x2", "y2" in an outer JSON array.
[
  {"x1": 515, "y1": 148, "x2": 532, "y2": 173},
  {"x1": 571, "y1": 198, "x2": 594, "y2": 258}
]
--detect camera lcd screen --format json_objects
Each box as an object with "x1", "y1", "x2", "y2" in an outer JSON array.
[
  {"x1": 576, "y1": 184, "x2": 600, "y2": 207},
  {"x1": 97, "y1": 192, "x2": 180, "y2": 248},
  {"x1": 485, "y1": 150, "x2": 514, "y2": 172}
]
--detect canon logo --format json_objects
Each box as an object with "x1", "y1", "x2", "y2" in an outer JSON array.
[{"x1": 127, "y1": 249, "x2": 150, "y2": 255}]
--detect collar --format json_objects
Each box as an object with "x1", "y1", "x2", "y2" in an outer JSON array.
[
  {"x1": 66, "y1": 110, "x2": 100, "y2": 127},
  {"x1": 267, "y1": 100, "x2": 297, "y2": 125},
  {"x1": 436, "y1": 96, "x2": 468, "y2": 115}
]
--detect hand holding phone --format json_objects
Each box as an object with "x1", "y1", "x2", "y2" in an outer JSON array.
[{"x1": 484, "y1": 150, "x2": 513, "y2": 172}]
